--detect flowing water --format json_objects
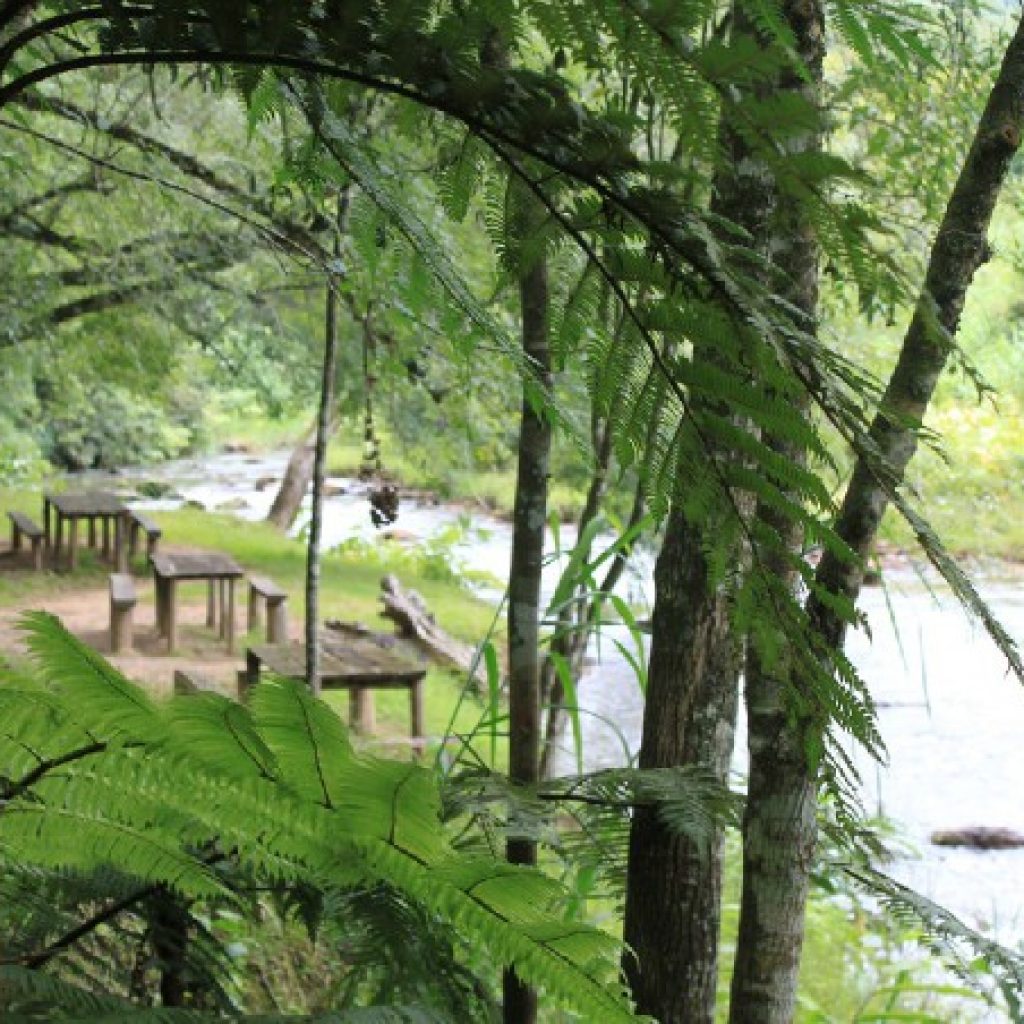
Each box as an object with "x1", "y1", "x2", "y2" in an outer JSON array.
[{"x1": 99, "y1": 450, "x2": 1024, "y2": 947}]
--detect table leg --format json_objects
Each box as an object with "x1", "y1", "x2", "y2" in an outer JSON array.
[
  {"x1": 154, "y1": 576, "x2": 166, "y2": 637},
  {"x1": 166, "y1": 579, "x2": 178, "y2": 654},
  {"x1": 43, "y1": 498, "x2": 50, "y2": 548},
  {"x1": 53, "y1": 511, "x2": 62, "y2": 567},
  {"x1": 116, "y1": 511, "x2": 128, "y2": 573},
  {"x1": 206, "y1": 580, "x2": 216, "y2": 627},
  {"x1": 101, "y1": 516, "x2": 111, "y2": 558},
  {"x1": 88, "y1": 517, "x2": 96, "y2": 548},
  {"x1": 411, "y1": 678, "x2": 425, "y2": 749},
  {"x1": 218, "y1": 579, "x2": 226, "y2": 638},
  {"x1": 350, "y1": 687, "x2": 376, "y2": 734},
  {"x1": 68, "y1": 517, "x2": 79, "y2": 571},
  {"x1": 226, "y1": 578, "x2": 236, "y2": 654}
]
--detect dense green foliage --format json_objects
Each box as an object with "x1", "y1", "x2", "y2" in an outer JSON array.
[{"x1": 5, "y1": 0, "x2": 1024, "y2": 1020}]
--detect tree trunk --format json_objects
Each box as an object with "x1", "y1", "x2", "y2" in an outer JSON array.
[
  {"x1": 621, "y1": 9, "x2": 776, "y2": 1020},
  {"x1": 730, "y1": 12, "x2": 1024, "y2": 1023},
  {"x1": 728, "y1": 4, "x2": 824, "y2": 1022},
  {"x1": 623, "y1": 506, "x2": 743, "y2": 1023},
  {"x1": 306, "y1": 189, "x2": 350, "y2": 694},
  {"x1": 503, "y1": 238, "x2": 552, "y2": 1024},
  {"x1": 266, "y1": 421, "x2": 319, "y2": 530}
]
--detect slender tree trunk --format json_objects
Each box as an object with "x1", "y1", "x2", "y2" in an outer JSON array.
[
  {"x1": 621, "y1": 10, "x2": 776, "y2": 1020},
  {"x1": 728, "y1": 5, "x2": 824, "y2": 1022},
  {"x1": 306, "y1": 189, "x2": 350, "y2": 694},
  {"x1": 503, "y1": 234, "x2": 552, "y2": 1024},
  {"x1": 810, "y1": 11, "x2": 1024, "y2": 646}
]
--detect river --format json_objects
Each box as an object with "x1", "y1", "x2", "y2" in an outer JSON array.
[{"x1": 110, "y1": 449, "x2": 1024, "y2": 948}]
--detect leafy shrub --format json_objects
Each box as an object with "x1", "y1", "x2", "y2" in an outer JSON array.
[{"x1": 42, "y1": 382, "x2": 192, "y2": 470}]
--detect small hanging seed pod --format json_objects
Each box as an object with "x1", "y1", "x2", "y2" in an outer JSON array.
[{"x1": 369, "y1": 483, "x2": 400, "y2": 528}]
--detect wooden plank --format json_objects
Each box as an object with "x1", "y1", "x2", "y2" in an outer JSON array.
[
  {"x1": 7, "y1": 511, "x2": 43, "y2": 539},
  {"x1": 109, "y1": 573, "x2": 136, "y2": 605},
  {"x1": 249, "y1": 574, "x2": 287, "y2": 599}
]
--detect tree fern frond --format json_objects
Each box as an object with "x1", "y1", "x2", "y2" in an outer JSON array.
[
  {"x1": 165, "y1": 692, "x2": 278, "y2": 781},
  {"x1": 248, "y1": 678, "x2": 351, "y2": 809},
  {"x1": 19, "y1": 611, "x2": 160, "y2": 741}
]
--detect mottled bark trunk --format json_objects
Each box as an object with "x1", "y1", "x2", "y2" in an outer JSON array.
[
  {"x1": 623, "y1": 507, "x2": 743, "y2": 1023},
  {"x1": 306, "y1": 189, "x2": 350, "y2": 694},
  {"x1": 503, "y1": 247, "x2": 551, "y2": 1024},
  {"x1": 621, "y1": 9, "x2": 777, "y2": 1021},
  {"x1": 810, "y1": 12, "x2": 1024, "y2": 649},
  {"x1": 729, "y1": 4, "x2": 824, "y2": 1022}
]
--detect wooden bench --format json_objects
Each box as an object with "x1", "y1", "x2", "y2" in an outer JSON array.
[
  {"x1": 7, "y1": 511, "x2": 44, "y2": 570},
  {"x1": 128, "y1": 510, "x2": 162, "y2": 559},
  {"x1": 109, "y1": 573, "x2": 136, "y2": 653},
  {"x1": 247, "y1": 575, "x2": 289, "y2": 642}
]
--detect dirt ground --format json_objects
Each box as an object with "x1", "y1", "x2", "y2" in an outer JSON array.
[{"x1": 0, "y1": 540, "x2": 268, "y2": 699}]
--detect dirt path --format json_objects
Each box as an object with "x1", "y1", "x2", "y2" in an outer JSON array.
[{"x1": 0, "y1": 544, "x2": 265, "y2": 698}]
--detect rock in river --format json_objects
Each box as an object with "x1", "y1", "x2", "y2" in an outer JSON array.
[{"x1": 930, "y1": 827, "x2": 1024, "y2": 850}]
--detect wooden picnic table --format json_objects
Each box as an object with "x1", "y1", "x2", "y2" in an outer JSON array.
[
  {"x1": 44, "y1": 491, "x2": 128, "y2": 571},
  {"x1": 245, "y1": 635, "x2": 427, "y2": 742},
  {"x1": 150, "y1": 550, "x2": 244, "y2": 654}
]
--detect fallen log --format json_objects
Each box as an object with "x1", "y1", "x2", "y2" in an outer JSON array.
[
  {"x1": 930, "y1": 827, "x2": 1024, "y2": 850},
  {"x1": 379, "y1": 573, "x2": 491, "y2": 685}
]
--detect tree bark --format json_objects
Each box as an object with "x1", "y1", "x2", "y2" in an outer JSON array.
[
  {"x1": 621, "y1": 9, "x2": 776, "y2": 1021},
  {"x1": 306, "y1": 189, "x2": 350, "y2": 694},
  {"x1": 503, "y1": 230, "x2": 552, "y2": 1024},
  {"x1": 623, "y1": 506, "x2": 743, "y2": 1023},
  {"x1": 266, "y1": 420, "x2": 318, "y2": 530},
  {"x1": 729, "y1": 4, "x2": 825, "y2": 1022}
]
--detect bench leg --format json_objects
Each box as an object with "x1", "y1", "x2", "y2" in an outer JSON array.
[
  {"x1": 267, "y1": 599, "x2": 288, "y2": 643},
  {"x1": 111, "y1": 603, "x2": 134, "y2": 654},
  {"x1": 247, "y1": 586, "x2": 259, "y2": 632},
  {"x1": 147, "y1": 534, "x2": 159, "y2": 558},
  {"x1": 245, "y1": 649, "x2": 262, "y2": 691}
]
